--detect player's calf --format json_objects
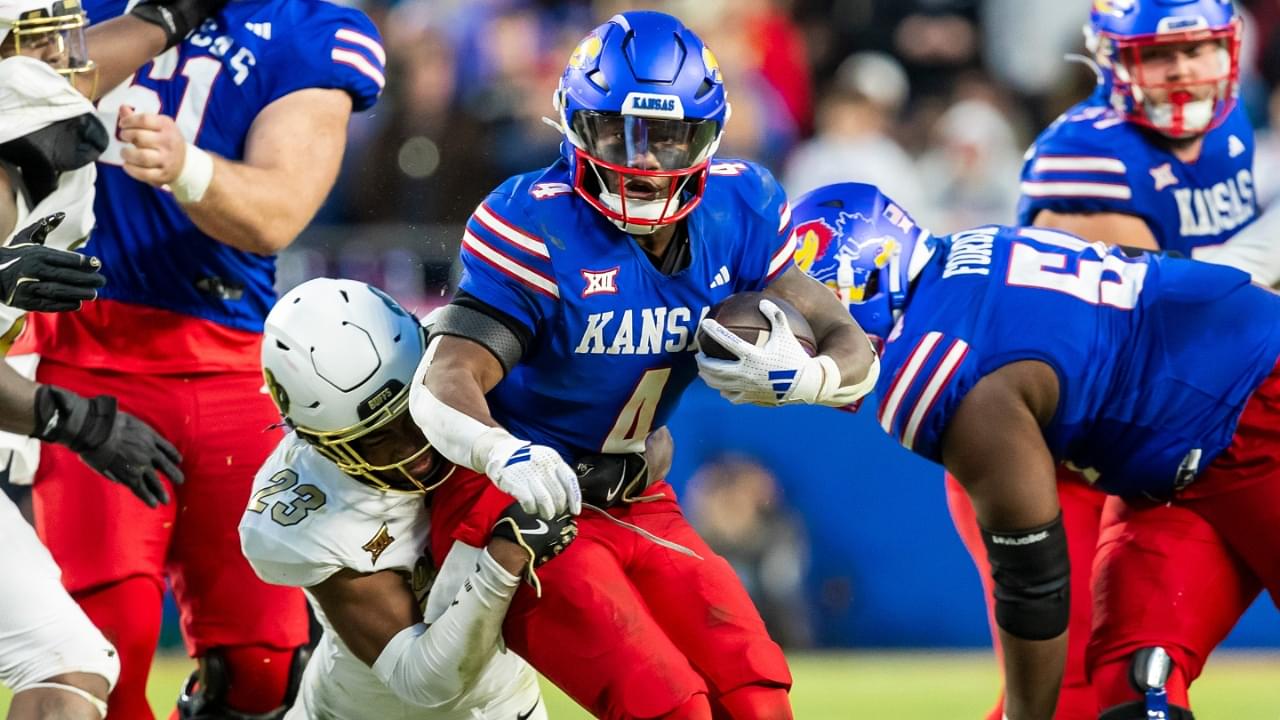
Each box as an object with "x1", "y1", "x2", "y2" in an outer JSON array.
[
  {"x1": 176, "y1": 646, "x2": 309, "y2": 720},
  {"x1": 8, "y1": 672, "x2": 111, "y2": 720}
]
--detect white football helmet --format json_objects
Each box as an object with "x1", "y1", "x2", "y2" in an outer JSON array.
[{"x1": 261, "y1": 278, "x2": 450, "y2": 493}]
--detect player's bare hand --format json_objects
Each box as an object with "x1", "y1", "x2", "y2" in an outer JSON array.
[
  {"x1": 484, "y1": 437, "x2": 581, "y2": 520},
  {"x1": 118, "y1": 105, "x2": 188, "y2": 188}
]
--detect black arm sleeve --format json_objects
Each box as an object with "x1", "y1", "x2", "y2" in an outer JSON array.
[{"x1": 430, "y1": 291, "x2": 532, "y2": 375}]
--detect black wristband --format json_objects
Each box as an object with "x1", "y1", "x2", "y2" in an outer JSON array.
[
  {"x1": 32, "y1": 385, "x2": 116, "y2": 453},
  {"x1": 129, "y1": 3, "x2": 188, "y2": 48}
]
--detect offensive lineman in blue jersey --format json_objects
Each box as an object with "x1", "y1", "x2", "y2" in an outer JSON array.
[
  {"x1": 11, "y1": 0, "x2": 387, "y2": 717},
  {"x1": 794, "y1": 182, "x2": 1280, "y2": 720},
  {"x1": 944, "y1": 3, "x2": 1261, "y2": 717},
  {"x1": 1018, "y1": 0, "x2": 1252, "y2": 254},
  {"x1": 411, "y1": 12, "x2": 878, "y2": 720}
]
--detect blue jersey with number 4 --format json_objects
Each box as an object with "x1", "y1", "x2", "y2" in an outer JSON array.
[
  {"x1": 875, "y1": 225, "x2": 1280, "y2": 497},
  {"x1": 1017, "y1": 87, "x2": 1256, "y2": 257},
  {"x1": 82, "y1": 0, "x2": 384, "y2": 332},
  {"x1": 456, "y1": 158, "x2": 796, "y2": 460}
]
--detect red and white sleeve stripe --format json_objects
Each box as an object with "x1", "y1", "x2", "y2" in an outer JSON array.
[
  {"x1": 1030, "y1": 156, "x2": 1126, "y2": 174},
  {"x1": 472, "y1": 203, "x2": 551, "y2": 259},
  {"x1": 1019, "y1": 181, "x2": 1132, "y2": 200},
  {"x1": 331, "y1": 28, "x2": 386, "y2": 89},
  {"x1": 461, "y1": 231, "x2": 559, "y2": 299},
  {"x1": 766, "y1": 231, "x2": 796, "y2": 280},
  {"x1": 877, "y1": 332, "x2": 970, "y2": 450}
]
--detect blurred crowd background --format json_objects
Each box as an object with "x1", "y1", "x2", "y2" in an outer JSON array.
[{"x1": 97, "y1": 0, "x2": 1280, "y2": 650}]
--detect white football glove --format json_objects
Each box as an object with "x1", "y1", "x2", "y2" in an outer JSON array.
[
  {"x1": 483, "y1": 434, "x2": 582, "y2": 520},
  {"x1": 696, "y1": 298, "x2": 872, "y2": 407}
]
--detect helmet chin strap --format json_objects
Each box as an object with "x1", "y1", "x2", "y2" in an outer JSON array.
[{"x1": 598, "y1": 191, "x2": 678, "y2": 235}]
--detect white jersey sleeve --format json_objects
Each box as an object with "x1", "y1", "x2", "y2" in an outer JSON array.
[{"x1": 0, "y1": 56, "x2": 99, "y2": 341}]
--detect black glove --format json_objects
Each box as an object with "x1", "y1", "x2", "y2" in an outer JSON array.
[
  {"x1": 1, "y1": 213, "x2": 105, "y2": 313},
  {"x1": 129, "y1": 0, "x2": 230, "y2": 49},
  {"x1": 491, "y1": 501, "x2": 576, "y2": 595},
  {"x1": 33, "y1": 385, "x2": 184, "y2": 508},
  {"x1": 574, "y1": 452, "x2": 648, "y2": 509}
]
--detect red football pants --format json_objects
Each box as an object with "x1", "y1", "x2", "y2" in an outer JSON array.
[
  {"x1": 31, "y1": 363, "x2": 309, "y2": 689},
  {"x1": 947, "y1": 469, "x2": 1104, "y2": 720},
  {"x1": 1088, "y1": 363, "x2": 1280, "y2": 712},
  {"x1": 431, "y1": 469, "x2": 793, "y2": 720}
]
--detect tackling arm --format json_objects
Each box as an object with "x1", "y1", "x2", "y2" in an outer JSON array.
[
  {"x1": 941, "y1": 360, "x2": 1066, "y2": 720},
  {"x1": 308, "y1": 539, "x2": 529, "y2": 708},
  {"x1": 117, "y1": 88, "x2": 353, "y2": 255}
]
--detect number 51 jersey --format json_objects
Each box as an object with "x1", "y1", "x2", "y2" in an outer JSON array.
[
  {"x1": 21, "y1": 0, "x2": 386, "y2": 373},
  {"x1": 874, "y1": 225, "x2": 1280, "y2": 498}
]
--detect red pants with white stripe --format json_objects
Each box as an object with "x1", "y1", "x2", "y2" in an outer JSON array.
[
  {"x1": 946, "y1": 468, "x2": 1104, "y2": 720},
  {"x1": 1088, "y1": 363, "x2": 1280, "y2": 713},
  {"x1": 430, "y1": 468, "x2": 793, "y2": 719}
]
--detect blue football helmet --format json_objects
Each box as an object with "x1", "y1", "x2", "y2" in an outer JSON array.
[
  {"x1": 1086, "y1": 0, "x2": 1241, "y2": 138},
  {"x1": 553, "y1": 11, "x2": 729, "y2": 235},
  {"x1": 791, "y1": 183, "x2": 934, "y2": 340}
]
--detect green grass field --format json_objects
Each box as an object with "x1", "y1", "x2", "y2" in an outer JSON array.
[{"x1": 2, "y1": 651, "x2": 1277, "y2": 718}]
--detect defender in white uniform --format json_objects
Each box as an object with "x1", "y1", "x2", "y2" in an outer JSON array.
[{"x1": 242, "y1": 278, "x2": 578, "y2": 720}]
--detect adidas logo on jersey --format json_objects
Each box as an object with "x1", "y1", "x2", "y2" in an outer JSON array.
[
  {"x1": 709, "y1": 266, "x2": 731, "y2": 289},
  {"x1": 574, "y1": 305, "x2": 710, "y2": 355},
  {"x1": 1174, "y1": 168, "x2": 1255, "y2": 237},
  {"x1": 244, "y1": 21, "x2": 272, "y2": 39},
  {"x1": 1229, "y1": 135, "x2": 1246, "y2": 158}
]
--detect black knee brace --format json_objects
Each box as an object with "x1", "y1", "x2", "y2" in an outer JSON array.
[
  {"x1": 176, "y1": 646, "x2": 310, "y2": 720},
  {"x1": 980, "y1": 512, "x2": 1070, "y2": 640}
]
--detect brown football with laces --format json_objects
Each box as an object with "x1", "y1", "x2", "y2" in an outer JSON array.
[{"x1": 696, "y1": 292, "x2": 817, "y2": 360}]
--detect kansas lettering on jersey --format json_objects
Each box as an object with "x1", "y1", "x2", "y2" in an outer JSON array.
[
  {"x1": 18, "y1": 0, "x2": 386, "y2": 372},
  {"x1": 1017, "y1": 87, "x2": 1256, "y2": 255},
  {"x1": 239, "y1": 434, "x2": 537, "y2": 720},
  {"x1": 456, "y1": 158, "x2": 795, "y2": 458},
  {"x1": 875, "y1": 226, "x2": 1280, "y2": 497}
]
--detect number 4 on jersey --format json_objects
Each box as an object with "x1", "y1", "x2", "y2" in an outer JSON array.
[{"x1": 603, "y1": 368, "x2": 671, "y2": 453}]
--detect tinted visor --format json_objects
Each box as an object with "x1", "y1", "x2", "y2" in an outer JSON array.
[{"x1": 572, "y1": 111, "x2": 719, "y2": 171}]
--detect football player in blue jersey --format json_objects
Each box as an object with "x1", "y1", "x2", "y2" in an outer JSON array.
[
  {"x1": 794, "y1": 181, "x2": 1280, "y2": 720},
  {"x1": 9, "y1": 0, "x2": 388, "y2": 717},
  {"x1": 411, "y1": 11, "x2": 878, "y2": 720},
  {"x1": 938, "y1": 3, "x2": 1262, "y2": 717}
]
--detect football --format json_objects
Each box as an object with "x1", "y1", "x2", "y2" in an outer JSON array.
[{"x1": 697, "y1": 292, "x2": 818, "y2": 360}]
